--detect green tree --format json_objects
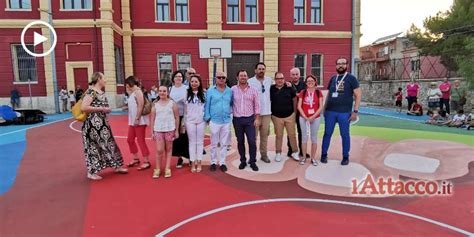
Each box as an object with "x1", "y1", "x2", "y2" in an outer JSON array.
[{"x1": 408, "y1": 0, "x2": 474, "y2": 87}]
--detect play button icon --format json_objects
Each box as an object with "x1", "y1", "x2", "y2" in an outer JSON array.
[
  {"x1": 33, "y1": 32, "x2": 48, "y2": 47},
  {"x1": 21, "y1": 20, "x2": 57, "y2": 57}
]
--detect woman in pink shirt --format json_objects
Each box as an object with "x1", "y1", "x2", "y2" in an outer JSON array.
[
  {"x1": 406, "y1": 81, "x2": 420, "y2": 111},
  {"x1": 439, "y1": 78, "x2": 451, "y2": 114}
]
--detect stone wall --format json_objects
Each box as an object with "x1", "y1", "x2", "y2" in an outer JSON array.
[{"x1": 359, "y1": 78, "x2": 473, "y2": 110}]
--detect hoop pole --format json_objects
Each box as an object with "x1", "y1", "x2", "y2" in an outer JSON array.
[{"x1": 212, "y1": 57, "x2": 218, "y2": 86}]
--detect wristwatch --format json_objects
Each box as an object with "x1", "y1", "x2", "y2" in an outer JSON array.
[{"x1": 353, "y1": 110, "x2": 359, "y2": 113}]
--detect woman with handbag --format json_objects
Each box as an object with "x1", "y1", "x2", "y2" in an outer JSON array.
[
  {"x1": 427, "y1": 82, "x2": 442, "y2": 112},
  {"x1": 81, "y1": 72, "x2": 128, "y2": 180},
  {"x1": 124, "y1": 76, "x2": 151, "y2": 171},
  {"x1": 451, "y1": 80, "x2": 467, "y2": 112}
]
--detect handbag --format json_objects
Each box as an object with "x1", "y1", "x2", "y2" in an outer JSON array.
[
  {"x1": 142, "y1": 95, "x2": 152, "y2": 115},
  {"x1": 72, "y1": 90, "x2": 96, "y2": 122}
]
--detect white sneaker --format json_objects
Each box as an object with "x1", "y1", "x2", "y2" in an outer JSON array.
[
  {"x1": 291, "y1": 152, "x2": 300, "y2": 161},
  {"x1": 275, "y1": 153, "x2": 282, "y2": 162}
]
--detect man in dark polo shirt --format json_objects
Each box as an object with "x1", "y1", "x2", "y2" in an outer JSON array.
[
  {"x1": 287, "y1": 67, "x2": 307, "y2": 158},
  {"x1": 270, "y1": 72, "x2": 300, "y2": 162},
  {"x1": 321, "y1": 57, "x2": 361, "y2": 166}
]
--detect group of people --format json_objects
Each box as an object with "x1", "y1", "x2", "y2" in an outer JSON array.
[
  {"x1": 59, "y1": 85, "x2": 85, "y2": 113},
  {"x1": 426, "y1": 108, "x2": 474, "y2": 129},
  {"x1": 395, "y1": 79, "x2": 467, "y2": 116},
  {"x1": 80, "y1": 58, "x2": 362, "y2": 181}
]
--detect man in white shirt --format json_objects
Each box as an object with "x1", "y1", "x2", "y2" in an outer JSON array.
[{"x1": 248, "y1": 62, "x2": 273, "y2": 163}]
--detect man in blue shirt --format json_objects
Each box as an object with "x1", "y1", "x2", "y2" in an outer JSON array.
[
  {"x1": 204, "y1": 71, "x2": 233, "y2": 172},
  {"x1": 321, "y1": 57, "x2": 361, "y2": 165}
]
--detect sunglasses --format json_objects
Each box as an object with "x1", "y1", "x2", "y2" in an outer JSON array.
[
  {"x1": 217, "y1": 76, "x2": 226, "y2": 80},
  {"x1": 261, "y1": 84, "x2": 265, "y2": 93}
]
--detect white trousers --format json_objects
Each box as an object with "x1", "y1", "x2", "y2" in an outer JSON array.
[
  {"x1": 210, "y1": 121, "x2": 231, "y2": 165},
  {"x1": 186, "y1": 121, "x2": 206, "y2": 162}
]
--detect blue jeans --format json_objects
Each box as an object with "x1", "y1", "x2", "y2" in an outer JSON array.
[
  {"x1": 233, "y1": 116, "x2": 257, "y2": 165},
  {"x1": 321, "y1": 110, "x2": 351, "y2": 159}
]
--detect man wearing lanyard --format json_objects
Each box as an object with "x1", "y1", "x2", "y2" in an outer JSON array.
[{"x1": 321, "y1": 57, "x2": 361, "y2": 165}]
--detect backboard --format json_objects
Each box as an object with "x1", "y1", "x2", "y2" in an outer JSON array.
[{"x1": 199, "y1": 39, "x2": 232, "y2": 59}]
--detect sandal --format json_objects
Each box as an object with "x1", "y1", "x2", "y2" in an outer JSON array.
[
  {"x1": 299, "y1": 158, "x2": 306, "y2": 165},
  {"x1": 114, "y1": 167, "x2": 128, "y2": 174},
  {"x1": 127, "y1": 158, "x2": 140, "y2": 167},
  {"x1": 164, "y1": 169, "x2": 172, "y2": 178},
  {"x1": 137, "y1": 162, "x2": 151, "y2": 171},
  {"x1": 87, "y1": 173, "x2": 103, "y2": 180},
  {"x1": 196, "y1": 161, "x2": 202, "y2": 173}
]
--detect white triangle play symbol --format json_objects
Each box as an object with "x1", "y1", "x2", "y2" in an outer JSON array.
[{"x1": 33, "y1": 32, "x2": 48, "y2": 47}]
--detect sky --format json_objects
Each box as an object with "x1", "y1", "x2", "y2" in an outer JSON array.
[{"x1": 360, "y1": 0, "x2": 454, "y2": 46}]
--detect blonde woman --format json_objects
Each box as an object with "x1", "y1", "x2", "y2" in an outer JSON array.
[
  {"x1": 81, "y1": 72, "x2": 128, "y2": 180},
  {"x1": 150, "y1": 86, "x2": 180, "y2": 178}
]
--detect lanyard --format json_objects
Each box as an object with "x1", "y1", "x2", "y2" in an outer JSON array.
[
  {"x1": 334, "y1": 72, "x2": 348, "y2": 92},
  {"x1": 307, "y1": 91, "x2": 314, "y2": 109}
]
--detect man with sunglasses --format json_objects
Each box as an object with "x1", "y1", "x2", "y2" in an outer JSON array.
[
  {"x1": 204, "y1": 71, "x2": 233, "y2": 172},
  {"x1": 248, "y1": 62, "x2": 273, "y2": 163},
  {"x1": 321, "y1": 57, "x2": 361, "y2": 166},
  {"x1": 185, "y1": 67, "x2": 196, "y2": 86}
]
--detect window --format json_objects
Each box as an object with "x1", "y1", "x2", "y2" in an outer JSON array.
[
  {"x1": 245, "y1": 0, "x2": 257, "y2": 23},
  {"x1": 156, "y1": 0, "x2": 170, "y2": 21},
  {"x1": 311, "y1": 54, "x2": 323, "y2": 84},
  {"x1": 158, "y1": 54, "x2": 173, "y2": 87},
  {"x1": 227, "y1": 0, "x2": 239, "y2": 22},
  {"x1": 114, "y1": 47, "x2": 124, "y2": 85},
  {"x1": 411, "y1": 59, "x2": 420, "y2": 71},
  {"x1": 294, "y1": 54, "x2": 306, "y2": 80},
  {"x1": 11, "y1": 45, "x2": 37, "y2": 82},
  {"x1": 63, "y1": 0, "x2": 92, "y2": 10},
  {"x1": 175, "y1": 0, "x2": 188, "y2": 22},
  {"x1": 310, "y1": 0, "x2": 321, "y2": 23},
  {"x1": 177, "y1": 54, "x2": 191, "y2": 71},
  {"x1": 294, "y1": 0, "x2": 305, "y2": 23},
  {"x1": 8, "y1": 0, "x2": 31, "y2": 9}
]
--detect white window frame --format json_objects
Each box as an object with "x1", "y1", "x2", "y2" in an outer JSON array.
[
  {"x1": 244, "y1": 0, "x2": 257, "y2": 23},
  {"x1": 294, "y1": 53, "x2": 307, "y2": 81},
  {"x1": 156, "y1": 0, "x2": 170, "y2": 22},
  {"x1": 60, "y1": 0, "x2": 93, "y2": 11},
  {"x1": 11, "y1": 44, "x2": 38, "y2": 84},
  {"x1": 157, "y1": 53, "x2": 173, "y2": 86},
  {"x1": 176, "y1": 53, "x2": 192, "y2": 71},
  {"x1": 5, "y1": 0, "x2": 32, "y2": 11},
  {"x1": 227, "y1": 0, "x2": 240, "y2": 23},
  {"x1": 175, "y1": 0, "x2": 189, "y2": 22},
  {"x1": 311, "y1": 53, "x2": 323, "y2": 85}
]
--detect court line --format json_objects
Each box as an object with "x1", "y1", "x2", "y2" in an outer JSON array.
[
  {"x1": 155, "y1": 198, "x2": 474, "y2": 237},
  {"x1": 0, "y1": 117, "x2": 72, "y2": 137},
  {"x1": 68, "y1": 120, "x2": 153, "y2": 140}
]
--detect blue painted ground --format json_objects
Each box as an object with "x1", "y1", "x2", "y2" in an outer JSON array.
[
  {"x1": 359, "y1": 107, "x2": 429, "y2": 122},
  {"x1": 0, "y1": 111, "x2": 126, "y2": 195}
]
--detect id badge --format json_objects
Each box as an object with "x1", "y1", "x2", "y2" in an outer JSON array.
[
  {"x1": 332, "y1": 92, "x2": 339, "y2": 98},
  {"x1": 308, "y1": 109, "x2": 315, "y2": 115}
]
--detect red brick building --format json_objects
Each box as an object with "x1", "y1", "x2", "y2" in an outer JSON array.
[{"x1": 0, "y1": 0, "x2": 361, "y2": 112}]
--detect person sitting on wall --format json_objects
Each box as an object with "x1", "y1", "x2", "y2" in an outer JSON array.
[{"x1": 407, "y1": 99, "x2": 423, "y2": 116}]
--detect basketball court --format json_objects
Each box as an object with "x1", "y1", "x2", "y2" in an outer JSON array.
[{"x1": 0, "y1": 109, "x2": 473, "y2": 237}]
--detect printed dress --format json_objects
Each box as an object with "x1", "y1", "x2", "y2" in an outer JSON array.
[{"x1": 82, "y1": 89, "x2": 123, "y2": 174}]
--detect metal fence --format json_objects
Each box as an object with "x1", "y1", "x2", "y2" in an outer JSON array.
[{"x1": 356, "y1": 55, "x2": 459, "y2": 81}]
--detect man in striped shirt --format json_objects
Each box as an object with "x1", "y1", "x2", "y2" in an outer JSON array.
[{"x1": 232, "y1": 70, "x2": 261, "y2": 171}]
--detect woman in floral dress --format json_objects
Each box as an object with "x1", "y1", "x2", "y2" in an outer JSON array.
[{"x1": 81, "y1": 72, "x2": 128, "y2": 180}]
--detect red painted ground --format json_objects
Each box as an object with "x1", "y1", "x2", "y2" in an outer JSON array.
[{"x1": 1, "y1": 115, "x2": 473, "y2": 237}]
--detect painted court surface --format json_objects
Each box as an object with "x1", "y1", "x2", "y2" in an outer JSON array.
[{"x1": 0, "y1": 108, "x2": 473, "y2": 237}]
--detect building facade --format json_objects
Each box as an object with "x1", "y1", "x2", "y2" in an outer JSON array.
[
  {"x1": 359, "y1": 32, "x2": 448, "y2": 81},
  {"x1": 0, "y1": 0, "x2": 361, "y2": 112}
]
